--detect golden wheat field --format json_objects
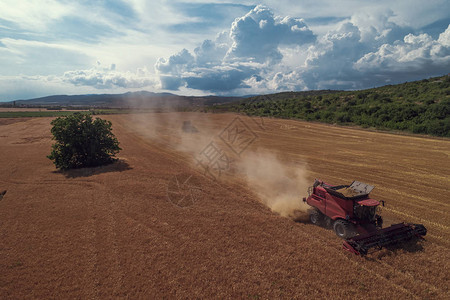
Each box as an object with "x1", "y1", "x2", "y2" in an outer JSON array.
[{"x1": 0, "y1": 113, "x2": 448, "y2": 298}]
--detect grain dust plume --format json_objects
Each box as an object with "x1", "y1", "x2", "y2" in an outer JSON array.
[{"x1": 237, "y1": 150, "x2": 309, "y2": 217}]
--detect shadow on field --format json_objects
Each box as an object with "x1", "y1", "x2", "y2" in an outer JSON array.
[
  {"x1": 367, "y1": 239, "x2": 426, "y2": 260},
  {"x1": 55, "y1": 159, "x2": 133, "y2": 178}
]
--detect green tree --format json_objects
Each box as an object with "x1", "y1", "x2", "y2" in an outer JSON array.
[{"x1": 48, "y1": 113, "x2": 121, "y2": 170}]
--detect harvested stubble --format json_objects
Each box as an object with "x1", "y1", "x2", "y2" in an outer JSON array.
[{"x1": 0, "y1": 113, "x2": 448, "y2": 299}]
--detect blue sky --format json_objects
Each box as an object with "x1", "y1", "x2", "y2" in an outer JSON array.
[{"x1": 0, "y1": 0, "x2": 449, "y2": 101}]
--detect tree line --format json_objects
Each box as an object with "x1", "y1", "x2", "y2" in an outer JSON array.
[{"x1": 211, "y1": 75, "x2": 450, "y2": 137}]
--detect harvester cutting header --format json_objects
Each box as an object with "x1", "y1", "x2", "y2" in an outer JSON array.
[{"x1": 303, "y1": 179, "x2": 427, "y2": 256}]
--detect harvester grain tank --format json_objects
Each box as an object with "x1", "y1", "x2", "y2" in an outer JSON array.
[{"x1": 303, "y1": 180, "x2": 426, "y2": 255}]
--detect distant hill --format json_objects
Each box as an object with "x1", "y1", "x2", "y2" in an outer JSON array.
[
  {"x1": 3, "y1": 91, "x2": 243, "y2": 108},
  {"x1": 210, "y1": 75, "x2": 450, "y2": 137},
  {"x1": 3, "y1": 75, "x2": 449, "y2": 137}
]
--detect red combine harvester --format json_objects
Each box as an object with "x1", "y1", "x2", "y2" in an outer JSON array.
[{"x1": 303, "y1": 179, "x2": 427, "y2": 256}]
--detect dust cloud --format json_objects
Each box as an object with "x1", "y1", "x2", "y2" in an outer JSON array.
[
  {"x1": 120, "y1": 109, "x2": 310, "y2": 218},
  {"x1": 237, "y1": 150, "x2": 310, "y2": 217}
]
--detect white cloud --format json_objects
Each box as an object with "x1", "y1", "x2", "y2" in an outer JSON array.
[
  {"x1": 155, "y1": 49, "x2": 195, "y2": 74},
  {"x1": 354, "y1": 25, "x2": 450, "y2": 81},
  {"x1": 155, "y1": 5, "x2": 316, "y2": 93},
  {"x1": 226, "y1": 5, "x2": 316, "y2": 64},
  {"x1": 194, "y1": 39, "x2": 229, "y2": 67},
  {"x1": 0, "y1": 38, "x2": 91, "y2": 75},
  {"x1": 0, "y1": 0, "x2": 71, "y2": 31},
  {"x1": 62, "y1": 64, "x2": 157, "y2": 89},
  {"x1": 0, "y1": 63, "x2": 158, "y2": 101},
  {"x1": 0, "y1": 1, "x2": 449, "y2": 100},
  {"x1": 299, "y1": 22, "x2": 365, "y2": 89},
  {"x1": 438, "y1": 25, "x2": 450, "y2": 47},
  {"x1": 0, "y1": 75, "x2": 89, "y2": 101},
  {"x1": 275, "y1": 19, "x2": 450, "y2": 91},
  {"x1": 153, "y1": 5, "x2": 450, "y2": 95}
]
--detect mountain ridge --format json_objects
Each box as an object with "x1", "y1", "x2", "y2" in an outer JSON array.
[{"x1": 3, "y1": 91, "x2": 244, "y2": 108}]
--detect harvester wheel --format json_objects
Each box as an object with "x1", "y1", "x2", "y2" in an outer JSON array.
[
  {"x1": 333, "y1": 220, "x2": 356, "y2": 239},
  {"x1": 323, "y1": 217, "x2": 333, "y2": 229},
  {"x1": 309, "y1": 209, "x2": 323, "y2": 225}
]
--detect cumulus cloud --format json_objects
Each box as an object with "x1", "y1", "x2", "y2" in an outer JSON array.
[
  {"x1": 268, "y1": 14, "x2": 450, "y2": 91},
  {"x1": 438, "y1": 25, "x2": 450, "y2": 47},
  {"x1": 356, "y1": 25, "x2": 450, "y2": 70},
  {"x1": 296, "y1": 22, "x2": 367, "y2": 90},
  {"x1": 155, "y1": 5, "x2": 316, "y2": 93},
  {"x1": 297, "y1": 9, "x2": 429, "y2": 90},
  {"x1": 353, "y1": 25, "x2": 450, "y2": 85},
  {"x1": 153, "y1": 5, "x2": 450, "y2": 95},
  {"x1": 155, "y1": 49, "x2": 195, "y2": 74},
  {"x1": 184, "y1": 65, "x2": 255, "y2": 91},
  {"x1": 194, "y1": 39, "x2": 229, "y2": 67},
  {"x1": 2, "y1": 1, "x2": 450, "y2": 101},
  {"x1": 349, "y1": 9, "x2": 414, "y2": 46},
  {"x1": 159, "y1": 75, "x2": 184, "y2": 91},
  {"x1": 226, "y1": 5, "x2": 316, "y2": 64},
  {"x1": 159, "y1": 4, "x2": 448, "y2": 95},
  {"x1": 63, "y1": 64, "x2": 156, "y2": 89}
]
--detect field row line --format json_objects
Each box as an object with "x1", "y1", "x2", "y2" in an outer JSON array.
[
  {"x1": 303, "y1": 155, "x2": 449, "y2": 199},
  {"x1": 426, "y1": 233, "x2": 450, "y2": 247},
  {"x1": 332, "y1": 170, "x2": 449, "y2": 209},
  {"x1": 377, "y1": 186, "x2": 450, "y2": 209},
  {"x1": 384, "y1": 207, "x2": 449, "y2": 231},
  {"x1": 117, "y1": 116, "x2": 446, "y2": 298},
  {"x1": 307, "y1": 171, "x2": 450, "y2": 225}
]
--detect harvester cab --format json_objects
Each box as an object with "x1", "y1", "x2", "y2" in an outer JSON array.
[{"x1": 303, "y1": 180, "x2": 426, "y2": 256}]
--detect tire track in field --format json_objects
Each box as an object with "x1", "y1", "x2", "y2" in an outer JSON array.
[
  {"x1": 103, "y1": 187, "x2": 125, "y2": 297},
  {"x1": 81, "y1": 192, "x2": 100, "y2": 299},
  {"x1": 77, "y1": 180, "x2": 126, "y2": 298},
  {"x1": 118, "y1": 213, "x2": 177, "y2": 296},
  {"x1": 374, "y1": 255, "x2": 448, "y2": 298}
]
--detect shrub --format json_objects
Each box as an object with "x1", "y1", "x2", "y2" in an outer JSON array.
[{"x1": 48, "y1": 113, "x2": 121, "y2": 170}]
